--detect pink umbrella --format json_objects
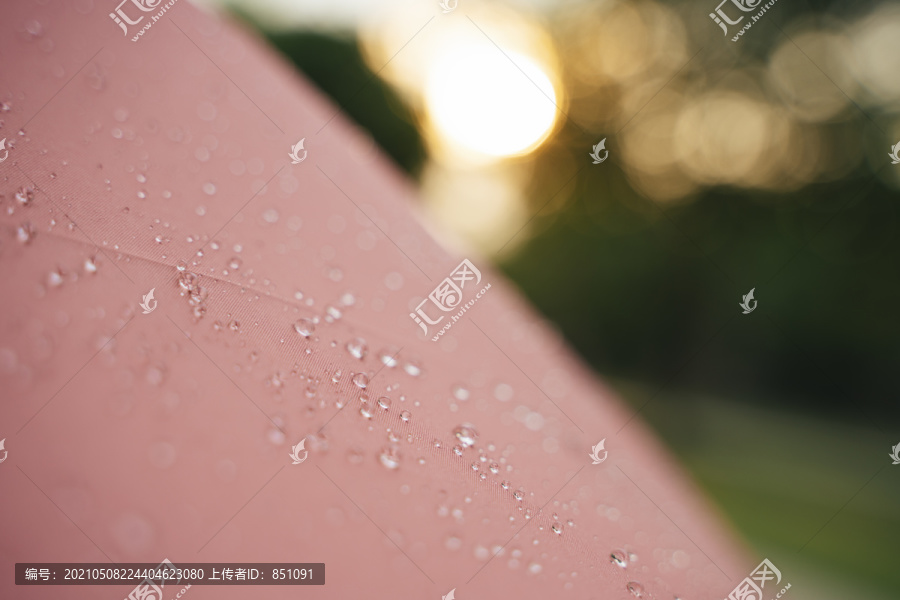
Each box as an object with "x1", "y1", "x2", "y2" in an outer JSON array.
[{"x1": 0, "y1": 1, "x2": 753, "y2": 598}]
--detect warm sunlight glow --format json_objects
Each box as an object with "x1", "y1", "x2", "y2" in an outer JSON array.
[{"x1": 424, "y1": 47, "x2": 558, "y2": 159}]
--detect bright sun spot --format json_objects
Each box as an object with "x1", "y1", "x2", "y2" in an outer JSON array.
[{"x1": 425, "y1": 46, "x2": 558, "y2": 159}]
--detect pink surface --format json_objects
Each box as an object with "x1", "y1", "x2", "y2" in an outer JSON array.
[{"x1": 1, "y1": 1, "x2": 750, "y2": 598}]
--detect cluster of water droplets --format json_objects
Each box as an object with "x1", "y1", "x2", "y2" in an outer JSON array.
[
  {"x1": 176, "y1": 262, "x2": 208, "y2": 320},
  {"x1": 607, "y1": 548, "x2": 653, "y2": 597}
]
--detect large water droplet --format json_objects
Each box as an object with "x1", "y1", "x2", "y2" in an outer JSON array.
[
  {"x1": 626, "y1": 582, "x2": 644, "y2": 598},
  {"x1": 15, "y1": 186, "x2": 34, "y2": 206},
  {"x1": 399, "y1": 410, "x2": 411, "y2": 422},
  {"x1": 352, "y1": 373, "x2": 369, "y2": 389},
  {"x1": 611, "y1": 549, "x2": 628, "y2": 568},
  {"x1": 379, "y1": 348, "x2": 399, "y2": 367},
  {"x1": 325, "y1": 305, "x2": 342, "y2": 322},
  {"x1": 16, "y1": 222, "x2": 36, "y2": 244},
  {"x1": 452, "y1": 424, "x2": 478, "y2": 448},
  {"x1": 403, "y1": 361, "x2": 422, "y2": 377},
  {"x1": 48, "y1": 268, "x2": 64, "y2": 287},
  {"x1": 178, "y1": 271, "x2": 199, "y2": 292},
  {"x1": 346, "y1": 337, "x2": 368, "y2": 360},
  {"x1": 379, "y1": 448, "x2": 400, "y2": 470},
  {"x1": 293, "y1": 318, "x2": 315, "y2": 338}
]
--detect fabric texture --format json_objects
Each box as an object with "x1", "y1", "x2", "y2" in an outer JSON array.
[{"x1": 0, "y1": 1, "x2": 750, "y2": 598}]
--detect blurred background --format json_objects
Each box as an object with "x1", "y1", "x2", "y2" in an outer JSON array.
[{"x1": 201, "y1": 0, "x2": 899, "y2": 596}]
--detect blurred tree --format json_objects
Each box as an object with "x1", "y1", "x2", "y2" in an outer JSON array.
[{"x1": 266, "y1": 30, "x2": 426, "y2": 176}]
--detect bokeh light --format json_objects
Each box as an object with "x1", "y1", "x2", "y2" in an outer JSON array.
[{"x1": 424, "y1": 47, "x2": 558, "y2": 159}]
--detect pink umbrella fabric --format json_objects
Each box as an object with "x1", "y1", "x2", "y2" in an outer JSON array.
[{"x1": 1, "y1": 1, "x2": 751, "y2": 598}]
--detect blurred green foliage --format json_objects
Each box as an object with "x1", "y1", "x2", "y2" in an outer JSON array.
[{"x1": 266, "y1": 30, "x2": 426, "y2": 176}]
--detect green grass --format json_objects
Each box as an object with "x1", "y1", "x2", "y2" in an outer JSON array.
[{"x1": 610, "y1": 380, "x2": 900, "y2": 599}]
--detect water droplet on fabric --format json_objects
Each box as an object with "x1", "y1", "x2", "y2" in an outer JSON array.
[
  {"x1": 346, "y1": 337, "x2": 368, "y2": 360},
  {"x1": 48, "y1": 268, "x2": 64, "y2": 287},
  {"x1": 452, "y1": 385, "x2": 470, "y2": 401},
  {"x1": 178, "y1": 271, "x2": 199, "y2": 292},
  {"x1": 452, "y1": 424, "x2": 478, "y2": 448},
  {"x1": 293, "y1": 318, "x2": 315, "y2": 338},
  {"x1": 611, "y1": 549, "x2": 628, "y2": 568},
  {"x1": 379, "y1": 448, "x2": 400, "y2": 470},
  {"x1": 400, "y1": 410, "x2": 411, "y2": 422},
  {"x1": 403, "y1": 361, "x2": 422, "y2": 377},
  {"x1": 352, "y1": 373, "x2": 369, "y2": 389},
  {"x1": 15, "y1": 186, "x2": 34, "y2": 206},
  {"x1": 268, "y1": 427, "x2": 285, "y2": 445},
  {"x1": 262, "y1": 208, "x2": 279, "y2": 223},
  {"x1": 16, "y1": 222, "x2": 36, "y2": 244},
  {"x1": 626, "y1": 582, "x2": 644, "y2": 597},
  {"x1": 379, "y1": 349, "x2": 399, "y2": 367}
]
